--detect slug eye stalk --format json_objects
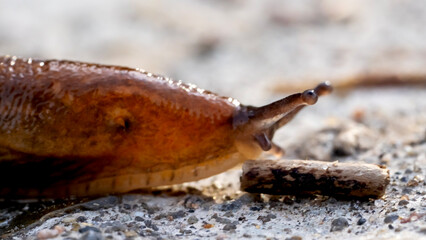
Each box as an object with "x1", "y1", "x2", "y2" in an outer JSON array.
[{"x1": 234, "y1": 82, "x2": 333, "y2": 153}]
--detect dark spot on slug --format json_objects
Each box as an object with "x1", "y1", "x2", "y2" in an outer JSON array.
[
  {"x1": 111, "y1": 178, "x2": 117, "y2": 189},
  {"x1": 85, "y1": 182, "x2": 90, "y2": 193},
  {"x1": 116, "y1": 118, "x2": 131, "y2": 132},
  {"x1": 124, "y1": 118, "x2": 131, "y2": 131},
  {"x1": 146, "y1": 175, "x2": 151, "y2": 186}
]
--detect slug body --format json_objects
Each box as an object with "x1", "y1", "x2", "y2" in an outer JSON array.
[{"x1": 0, "y1": 56, "x2": 332, "y2": 198}]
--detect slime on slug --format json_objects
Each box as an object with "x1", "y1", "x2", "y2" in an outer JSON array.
[{"x1": 0, "y1": 56, "x2": 332, "y2": 198}]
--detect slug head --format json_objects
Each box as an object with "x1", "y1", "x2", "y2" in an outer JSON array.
[{"x1": 233, "y1": 82, "x2": 333, "y2": 159}]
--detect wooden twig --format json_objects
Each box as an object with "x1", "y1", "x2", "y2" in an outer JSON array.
[{"x1": 241, "y1": 159, "x2": 390, "y2": 199}]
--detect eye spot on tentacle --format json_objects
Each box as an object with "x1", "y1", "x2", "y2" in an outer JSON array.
[{"x1": 301, "y1": 90, "x2": 318, "y2": 105}]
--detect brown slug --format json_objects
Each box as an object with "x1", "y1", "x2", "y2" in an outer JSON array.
[{"x1": 0, "y1": 56, "x2": 332, "y2": 198}]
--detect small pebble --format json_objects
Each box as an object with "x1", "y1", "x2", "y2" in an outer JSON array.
[
  {"x1": 183, "y1": 195, "x2": 210, "y2": 209},
  {"x1": 79, "y1": 226, "x2": 101, "y2": 233},
  {"x1": 223, "y1": 212, "x2": 234, "y2": 217},
  {"x1": 220, "y1": 194, "x2": 255, "y2": 211},
  {"x1": 187, "y1": 216, "x2": 199, "y2": 224},
  {"x1": 257, "y1": 213, "x2": 277, "y2": 223},
  {"x1": 402, "y1": 188, "x2": 412, "y2": 194},
  {"x1": 357, "y1": 217, "x2": 367, "y2": 225},
  {"x1": 76, "y1": 216, "x2": 87, "y2": 222},
  {"x1": 250, "y1": 206, "x2": 262, "y2": 211},
  {"x1": 144, "y1": 220, "x2": 159, "y2": 231},
  {"x1": 398, "y1": 200, "x2": 409, "y2": 206},
  {"x1": 388, "y1": 224, "x2": 394, "y2": 230},
  {"x1": 203, "y1": 223, "x2": 214, "y2": 229},
  {"x1": 223, "y1": 223, "x2": 237, "y2": 231},
  {"x1": 168, "y1": 210, "x2": 186, "y2": 219},
  {"x1": 212, "y1": 213, "x2": 234, "y2": 224},
  {"x1": 384, "y1": 214, "x2": 399, "y2": 223},
  {"x1": 135, "y1": 216, "x2": 144, "y2": 222},
  {"x1": 330, "y1": 217, "x2": 349, "y2": 232},
  {"x1": 80, "y1": 230, "x2": 104, "y2": 240},
  {"x1": 140, "y1": 202, "x2": 158, "y2": 215}
]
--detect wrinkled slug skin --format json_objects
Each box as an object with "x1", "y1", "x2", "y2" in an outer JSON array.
[{"x1": 0, "y1": 56, "x2": 242, "y2": 198}]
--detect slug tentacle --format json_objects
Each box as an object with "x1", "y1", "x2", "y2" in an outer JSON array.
[
  {"x1": 233, "y1": 82, "x2": 332, "y2": 158},
  {"x1": 252, "y1": 81, "x2": 332, "y2": 128},
  {"x1": 273, "y1": 82, "x2": 333, "y2": 130}
]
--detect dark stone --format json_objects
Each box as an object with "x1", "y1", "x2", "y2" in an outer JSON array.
[
  {"x1": 223, "y1": 223, "x2": 237, "y2": 231},
  {"x1": 81, "y1": 196, "x2": 119, "y2": 211},
  {"x1": 388, "y1": 224, "x2": 394, "y2": 230},
  {"x1": 92, "y1": 216, "x2": 102, "y2": 222},
  {"x1": 330, "y1": 217, "x2": 349, "y2": 232},
  {"x1": 80, "y1": 230, "x2": 104, "y2": 240},
  {"x1": 220, "y1": 194, "x2": 256, "y2": 212},
  {"x1": 140, "y1": 202, "x2": 158, "y2": 215},
  {"x1": 183, "y1": 195, "x2": 211, "y2": 209},
  {"x1": 257, "y1": 214, "x2": 277, "y2": 223},
  {"x1": 187, "y1": 216, "x2": 198, "y2": 224},
  {"x1": 250, "y1": 206, "x2": 263, "y2": 211},
  {"x1": 220, "y1": 201, "x2": 242, "y2": 211},
  {"x1": 77, "y1": 216, "x2": 87, "y2": 222},
  {"x1": 223, "y1": 212, "x2": 234, "y2": 217},
  {"x1": 169, "y1": 210, "x2": 186, "y2": 219},
  {"x1": 384, "y1": 214, "x2": 399, "y2": 223},
  {"x1": 357, "y1": 217, "x2": 367, "y2": 225},
  {"x1": 122, "y1": 204, "x2": 131, "y2": 210},
  {"x1": 79, "y1": 226, "x2": 101, "y2": 233},
  {"x1": 402, "y1": 188, "x2": 412, "y2": 194},
  {"x1": 398, "y1": 200, "x2": 409, "y2": 206},
  {"x1": 400, "y1": 177, "x2": 408, "y2": 182},
  {"x1": 144, "y1": 220, "x2": 159, "y2": 231},
  {"x1": 419, "y1": 228, "x2": 426, "y2": 235},
  {"x1": 211, "y1": 213, "x2": 233, "y2": 224}
]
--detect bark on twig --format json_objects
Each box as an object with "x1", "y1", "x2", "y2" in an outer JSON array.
[{"x1": 241, "y1": 159, "x2": 390, "y2": 199}]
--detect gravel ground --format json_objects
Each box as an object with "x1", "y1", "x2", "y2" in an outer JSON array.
[{"x1": 0, "y1": 1, "x2": 425, "y2": 239}]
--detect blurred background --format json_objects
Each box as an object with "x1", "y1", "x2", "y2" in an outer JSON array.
[
  {"x1": 1, "y1": 0, "x2": 426, "y2": 102},
  {"x1": 1, "y1": 0, "x2": 426, "y2": 149}
]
